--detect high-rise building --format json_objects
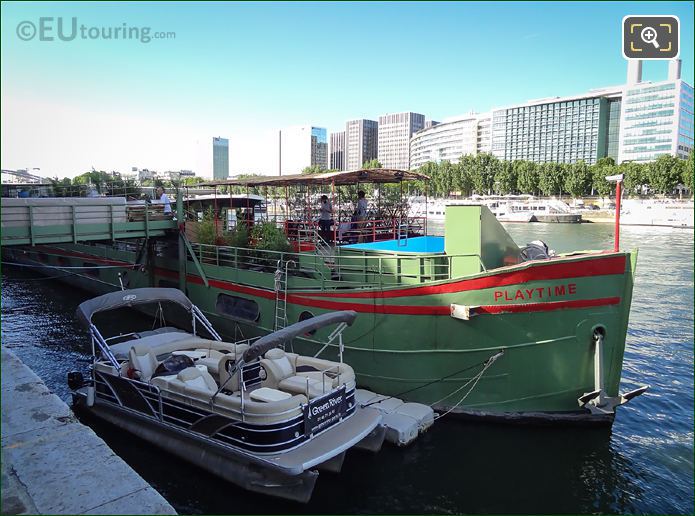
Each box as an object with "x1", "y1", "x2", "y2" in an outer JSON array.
[
  {"x1": 618, "y1": 73, "x2": 693, "y2": 162},
  {"x1": 345, "y1": 119, "x2": 378, "y2": 170},
  {"x1": 410, "y1": 115, "x2": 479, "y2": 169},
  {"x1": 488, "y1": 60, "x2": 692, "y2": 165},
  {"x1": 280, "y1": 126, "x2": 328, "y2": 174},
  {"x1": 378, "y1": 112, "x2": 425, "y2": 169},
  {"x1": 490, "y1": 87, "x2": 623, "y2": 165},
  {"x1": 476, "y1": 114, "x2": 492, "y2": 154},
  {"x1": 329, "y1": 131, "x2": 346, "y2": 171},
  {"x1": 409, "y1": 113, "x2": 493, "y2": 169},
  {"x1": 212, "y1": 137, "x2": 229, "y2": 180}
]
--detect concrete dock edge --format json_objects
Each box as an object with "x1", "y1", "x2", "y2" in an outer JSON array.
[{"x1": 1, "y1": 348, "x2": 177, "y2": 515}]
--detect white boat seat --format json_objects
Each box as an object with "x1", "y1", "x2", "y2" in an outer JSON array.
[
  {"x1": 249, "y1": 387, "x2": 292, "y2": 403},
  {"x1": 171, "y1": 367, "x2": 218, "y2": 398},
  {"x1": 260, "y1": 348, "x2": 296, "y2": 388},
  {"x1": 128, "y1": 344, "x2": 159, "y2": 381},
  {"x1": 278, "y1": 375, "x2": 326, "y2": 399},
  {"x1": 195, "y1": 349, "x2": 225, "y2": 375}
]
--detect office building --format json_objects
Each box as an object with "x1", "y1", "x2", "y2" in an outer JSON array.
[
  {"x1": 618, "y1": 65, "x2": 693, "y2": 162},
  {"x1": 410, "y1": 115, "x2": 479, "y2": 168},
  {"x1": 488, "y1": 60, "x2": 692, "y2": 165},
  {"x1": 345, "y1": 119, "x2": 378, "y2": 170},
  {"x1": 378, "y1": 112, "x2": 425, "y2": 169},
  {"x1": 329, "y1": 131, "x2": 346, "y2": 171},
  {"x1": 410, "y1": 113, "x2": 493, "y2": 168},
  {"x1": 490, "y1": 86, "x2": 623, "y2": 165},
  {"x1": 212, "y1": 137, "x2": 229, "y2": 180},
  {"x1": 280, "y1": 126, "x2": 328, "y2": 174}
]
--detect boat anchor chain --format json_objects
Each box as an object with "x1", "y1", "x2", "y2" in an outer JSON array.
[{"x1": 578, "y1": 331, "x2": 649, "y2": 415}]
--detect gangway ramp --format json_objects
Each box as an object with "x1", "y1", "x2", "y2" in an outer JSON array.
[{"x1": 1, "y1": 197, "x2": 177, "y2": 246}]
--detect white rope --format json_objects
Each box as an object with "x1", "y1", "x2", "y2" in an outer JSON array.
[{"x1": 433, "y1": 351, "x2": 504, "y2": 420}]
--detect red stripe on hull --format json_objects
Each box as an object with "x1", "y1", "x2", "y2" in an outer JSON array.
[
  {"x1": 299, "y1": 254, "x2": 627, "y2": 300},
  {"x1": 155, "y1": 268, "x2": 622, "y2": 316}
]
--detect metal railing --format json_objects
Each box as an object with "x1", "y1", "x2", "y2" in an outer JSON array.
[{"x1": 187, "y1": 241, "x2": 487, "y2": 290}]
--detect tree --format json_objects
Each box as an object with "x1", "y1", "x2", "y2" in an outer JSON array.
[
  {"x1": 648, "y1": 154, "x2": 681, "y2": 194},
  {"x1": 454, "y1": 157, "x2": 474, "y2": 197},
  {"x1": 564, "y1": 160, "x2": 591, "y2": 198},
  {"x1": 591, "y1": 157, "x2": 615, "y2": 198},
  {"x1": 495, "y1": 160, "x2": 517, "y2": 194},
  {"x1": 538, "y1": 162, "x2": 564, "y2": 196},
  {"x1": 515, "y1": 161, "x2": 538, "y2": 195},
  {"x1": 362, "y1": 159, "x2": 382, "y2": 169},
  {"x1": 620, "y1": 161, "x2": 647, "y2": 196},
  {"x1": 681, "y1": 152, "x2": 693, "y2": 192},
  {"x1": 301, "y1": 165, "x2": 323, "y2": 175},
  {"x1": 469, "y1": 153, "x2": 499, "y2": 195}
]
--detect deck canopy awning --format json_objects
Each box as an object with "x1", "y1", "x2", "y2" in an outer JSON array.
[
  {"x1": 193, "y1": 169, "x2": 430, "y2": 188},
  {"x1": 76, "y1": 288, "x2": 193, "y2": 326}
]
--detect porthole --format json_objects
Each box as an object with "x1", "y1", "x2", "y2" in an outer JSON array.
[{"x1": 215, "y1": 294, "x2": 260, "y2": 323}]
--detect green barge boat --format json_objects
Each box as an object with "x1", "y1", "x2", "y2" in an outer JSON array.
[{"x1": 2, "y1": 169, "x2": 646, "y2": 424}]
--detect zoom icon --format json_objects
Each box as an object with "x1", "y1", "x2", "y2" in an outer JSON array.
[
  {"x1": 623, "y1": 15, "x2": 679, "y2": 60},
  {"x1": 16, "y1": 21, "x2": 37, "y2": 41}
]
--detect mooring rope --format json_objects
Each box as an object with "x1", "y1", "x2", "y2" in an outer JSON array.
[
  {"x1": 433, "y1": 350, "x2": 504, "y2": 420},
  {"x1": 360, "y1": 349, "x2": 504, "y2": 408}
]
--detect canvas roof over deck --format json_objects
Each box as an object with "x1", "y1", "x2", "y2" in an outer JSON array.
[{"x1": 193, "y1": 169, "x2": 430, "y2": 188}]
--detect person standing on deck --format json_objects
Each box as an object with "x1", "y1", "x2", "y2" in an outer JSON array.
[
  {"x1": 318, "y1": 195, "x2": 333, "y2": 240},
  {"x1": 354, "y1": 190, "x2": 368, "y2": 242},
  {"x1": 156, "y1": 186, "x2": 173, "y2": 217}
]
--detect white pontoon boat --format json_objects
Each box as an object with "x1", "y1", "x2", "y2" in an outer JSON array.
[{"x1": 68, "y1": 288, "x2": 385, "y2": 502}]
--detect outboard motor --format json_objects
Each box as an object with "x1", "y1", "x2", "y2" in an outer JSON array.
[
  {"x1": 67, "y1": 371, "x2": 84, "y2": 391},
  {"x1": 520, "y1": 240, "x2": 553, "y2": 261}
]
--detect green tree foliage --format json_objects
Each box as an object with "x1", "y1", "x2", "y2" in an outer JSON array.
[
  {"x1": 495, "y1": 160, "x2": 517, "y2": 194},
  {"x1": 682, "y1": 152, "x2": 694, "y2": 191},
  {"x1": 515, "y1": 160, "x2": 538, "y2": 195},
  {"x1": 468, "y1": 153, "x2": 498, "y2": 194},
  {"x1": 591, "y1": 157, "x2": 614, "y2": 198},
  {"x1": 564, "y1": 160, "x2": 592, "y2": 198},
  {"x1": 538, "y1": 162, "x2": 564, "y2": 196},
  {"x1": 301, "y1": 165, "x2": 323, "y2": 175},
  {"x1": 620, "y1": 161, "x2": 647, "y2": 196},
  {"x1": 648, "y1": 154, "x2": 682, "y2": 194},
  {"x1": 362, "y1": 159, "x2": 382, "y2": 169}
]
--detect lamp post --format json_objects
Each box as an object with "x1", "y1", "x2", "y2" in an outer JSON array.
[{"x1": 606, "y1": 174, "x2": 624, "y2": 252}]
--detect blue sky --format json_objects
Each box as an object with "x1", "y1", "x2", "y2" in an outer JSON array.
[{"x1": 1, "y1": 1, "x2": 693, "y2": 176}]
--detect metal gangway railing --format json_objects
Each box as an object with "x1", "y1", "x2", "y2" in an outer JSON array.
[{"x1": 1, "y1": 198, "x2": 177, "y2": 246}]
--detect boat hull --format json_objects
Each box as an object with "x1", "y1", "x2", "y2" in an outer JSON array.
[{"x1": 5, "y1": 243, "x2": 636, "y2": 425}]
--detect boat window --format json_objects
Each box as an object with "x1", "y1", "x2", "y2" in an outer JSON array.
[
  {"x1": 215, "y1": 294, "x2": 260, "y2": 323},
  {"x1": 158, "y1": 280, "x2": 179, "y2": 289},
  {"x1": 298, "y1": 311, "x2": 317, "y2": 336}
]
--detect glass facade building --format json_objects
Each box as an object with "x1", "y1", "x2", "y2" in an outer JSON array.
[
  {"x1": 619, "y1": 80, "x2": 694, "y2": 162},
  {"x1": 212, "y1": 137, "x2": 229, "y2": 180},
  {"x1": 310, "y1": 127, "x2": 328, "y2": 169},
  {"x1": 491, "y1": 89, "x2": 622, "y2": 165}
]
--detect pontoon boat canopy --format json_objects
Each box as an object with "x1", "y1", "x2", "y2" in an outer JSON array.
[
  {"x1": 193, "y1": 169, "x2": 430, "y2": 188},
  {"x1": 242, "y1": 311, "x2": 357, "y2": 363},
  {"x1": 76, "y1": 288, "x2": 193, "y2": 326}
]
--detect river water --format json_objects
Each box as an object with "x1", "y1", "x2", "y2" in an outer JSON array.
[{"x1": 2, "y1": 222, "x2": 693, "y2": 514}]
